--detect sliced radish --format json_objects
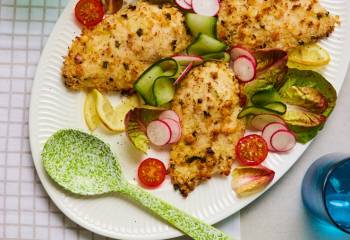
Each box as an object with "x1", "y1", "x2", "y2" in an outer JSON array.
[
  {"x1": 184, "y1": 0, "x2": 192, "y2": 6},
  {"x1": 161, "y1": 118, "x2": 181, "y2": 143},
  {"x1": 174, "y1": 62, "x2": 193, "y2": 85},
  {"x1": 250, "y1": 114, "x2": 286, "y2": 131},
  {"x1": 230, "y1": 45, "x2": 257, "y2": 66},
  {"x1": 232, "y1": 56, "x2": 256, "y2": 82},
  {"x1": 192, "y1": 0, "x2": 220, "y2": 16},
  {"x1": 172, "y1": 55, "x2": 203, "y2": 66},
  {"x1": 159, "y1": 110, "x2": 180, "y2": 123},
  {"x1": 271, "y1": 130, "x2": 296, "y2": 152},
  {"x1": 175, "y1": 0, "x2": 192, "y2": 10},
  {"x1": 147, "y1": 120, "x2": 172, "y2": 146},
  {"x1": 262, "y1": 122, "x2": 288, "y2": 151}
]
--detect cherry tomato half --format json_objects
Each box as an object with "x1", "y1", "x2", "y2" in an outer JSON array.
[
  {"x1": 235, "y1": 134, "x2": 268, "y2": 166},
  {"x1": 75, "y1": 0, "x2": 104, "y2": 27},
  {"x1": 138, "y1": 158, "x2": 166, "y2": 188}
]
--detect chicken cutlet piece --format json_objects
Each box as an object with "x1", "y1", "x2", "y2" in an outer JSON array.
[
  {"x1": 169, "y1": 62, "x2": 246, "y2": 197},
  {"x1": 63, "y1": 1, "x2": 191, "y2": 91},
  {"x1": 217, "y1": 0, "x2": 339, "y2": 50}
]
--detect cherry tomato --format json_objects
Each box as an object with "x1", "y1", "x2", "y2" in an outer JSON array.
[
  {"x1": 235, "y1": 134, "x2": 268, "y2": 166},
  {"x1": 75, "y1": 0, "x2": 104, "y2": 27},
  {"x1": 138, "y1": 158, "x2": 166, "y2": 188}
]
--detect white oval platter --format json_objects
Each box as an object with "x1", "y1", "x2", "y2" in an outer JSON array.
[{"x1": 29, "y1": 0, "x2": 350, "y2": 239}]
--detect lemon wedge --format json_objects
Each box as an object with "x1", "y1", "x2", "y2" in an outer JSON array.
[
  {"x1": 122, "y1": 94, "x2": 140, "y2": 109},
  {"x1": 94, "y1": 89, "x2": 140, "y2": 132},
  {"x1": 84, "y1": 91, "x2": 100, "y2": 131},
  {"x1": 288, "y1": 44, "x2": 330, "y2": 66}
]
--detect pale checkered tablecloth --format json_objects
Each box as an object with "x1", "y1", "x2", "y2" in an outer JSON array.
[{"x1": 0, "y1": 1, "x2": 240, "y2": 239}]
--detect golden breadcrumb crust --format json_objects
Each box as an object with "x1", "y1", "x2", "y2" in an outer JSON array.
[
  {"x1": 62, "y1": 1, "x2": 191, "y2": 91},
  {"x1": 170, "y1": 62, "x2": 246, "y2": 197},
  {"x1": 217, "y1": 0, "x2": 339, "y2": 50}
]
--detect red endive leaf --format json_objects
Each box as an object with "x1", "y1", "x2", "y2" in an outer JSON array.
[
  {"x1": 124, "y1": 106, "x2": 165, "y2": 153},
  {"x1": 254, "y1": 48, "x2": 287, "y2": 73},
  {"x1": 231, "y1": 165, "x2": 275, "y2": 197}
]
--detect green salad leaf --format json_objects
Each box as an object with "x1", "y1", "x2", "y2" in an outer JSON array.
[
  {"x1": 279, "y1": 68, "x2": 337, "y2": 143},
  {"x1": 282, "y1": 109, "x2": 326, "y2": 128},
  {"x1": 280, "y1": 86, "x2": 328, "y2": 113},
  {"x1": 242, "y1": 65, "x2": 337, "y2": 143},
  {"x1": 288, "y1": 125, "x2": 321, "y2": 144},
  {"x1": 244, "y1": 49, "x2": 288, "y2": 102},
  {"x1": 279, "y1": 68, "x2": 337, "y2": 117},
  {"x1": 255, "y1": 60, "x2": 288, "y2": 89}
]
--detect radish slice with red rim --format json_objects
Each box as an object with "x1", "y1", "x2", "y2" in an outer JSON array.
[
  {"x1": 161, "y1": 118, "x2": 181, "y2": 143},
  {"x1": 270, "y1": 130, "x2": 296, "y2": 152},
  {"x1": 232, "y1": 56, "x2": 256, "y2": 82},
  {"x1": 184, "y1": 0, "x2": 192, "y2": 6},
  {"x1": 262, "y1": 122, "x2": 288, "y2": 151},
  {"x1": 172, "y1": 55, "x2": 203, "y2": 66},
  {"x1": 250, "y1": 114, "x2": 286, "y2": 131},
  {"x1": 230, "y1": 45, "x2": 257, "y2": 66},
  {"x1": 192, "y1": 0, "x2": 220, "y2": 16},
  {"x1": 174, "y1": 62, "x2": 193, "y2": 85},
  {"x1": 175, "y1": 0, "x2": 192, "y2": 10},
  {"x1": 147, "y1": 120, "x2": 172, "y2": 146},
  {"x1": 159, "y1": 110, "x2": 180, "y2": 123}
]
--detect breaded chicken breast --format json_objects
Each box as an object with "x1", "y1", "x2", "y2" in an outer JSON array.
[
  {"x1": 169, "y1": 62, "x2": 245, "y2": 197},
  {"x1": 217, "y1": 0, "x2": 339, "y2": 50},
  {"x1": 63, "y1": 1, "x2": 191, "y2": 91}
]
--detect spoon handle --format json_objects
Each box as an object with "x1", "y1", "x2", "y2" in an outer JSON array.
[{"x1": 119, "y1": 183, "x2": 232, "y2": 240}]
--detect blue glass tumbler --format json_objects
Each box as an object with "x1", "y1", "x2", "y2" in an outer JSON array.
[{"x1": 302, "y1": 153, "x2": 350, "y2": 234}]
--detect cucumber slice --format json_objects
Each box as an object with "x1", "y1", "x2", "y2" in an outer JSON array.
[
  {"x1": 187, "y1": 33, "x2": 227, "y2": 56},
  {"x1": 185, "y1": 13, "x2": 217, "y2": 38},
  {"x1": 153, "y1": 77, "x2": 175, "y2": 106},
  {"x1": 202, "y1": 51, "x2": 231, "y2": 62},
  {"x1": 251, "y1": 86, "x2": 281, "y2": 106},
  {"x1": 134, "y1": 58, "x2": 178, "y2": 105},
  {"x1": 172, "y1": 55, "x2": 204, "y2": 66},
  {"x1": 238, "y1": 106, "x2": 282, "y2": 119},
  {"x1": 159, "y1": 59, "x2": 179, "y2": 77},
  {"x1": 134, "y1": 65, "x2": 163, "y2": 105},
  {"x1": 264, "y1": 102, "x2": 287, "y2": 114}
]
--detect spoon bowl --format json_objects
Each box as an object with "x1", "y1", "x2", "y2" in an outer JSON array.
[
  {"x1": 41, "y1": 129, "x2": 232, "y2": 240},
  {"x1": 42, "y1": 129, "x2": 123, "y2": 195}
]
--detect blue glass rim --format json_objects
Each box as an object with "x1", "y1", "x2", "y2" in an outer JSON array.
[{"x1": 322, "y1": 157, "x2": 350, "y2": 234}]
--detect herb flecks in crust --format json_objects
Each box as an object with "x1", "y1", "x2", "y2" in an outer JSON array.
[
  {"x1": 170, "y1": 62, "x2": 246, "y2": 197},
  {"x1": 217, "y1": 0, "x2": 339, "y2": 50},
  {"x1": 62, "y1": 1, "x2": 191, "y2": 92}
]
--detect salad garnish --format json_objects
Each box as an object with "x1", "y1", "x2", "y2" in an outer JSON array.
[
  {"x1": 235, "y1": 134, "x2": 268, "y2": 166},
  {"x1": 138, "y1": 158, "x2": 167, "y2": 188},
  {"x1": 73, "y1": 1, "x2": 338, "y2": 196},
  {"x1": 75, "y1": 0, "x2": 104, "y2": 27},
  {"x1": 231, "y1": 165, "x2": 275, "y2": 197},
  {"x1": 84, "y1": 89, "x2": 140, "y2": 132},
  {"x1": 288, "y1": 43, "x2": 330, "y2": 68},
  {"x1": 125, "y1": 107, "x2": 181, "y2": 152},
  {"x1": 134, "y1": 58, "x2": 178, "y2": 106}
]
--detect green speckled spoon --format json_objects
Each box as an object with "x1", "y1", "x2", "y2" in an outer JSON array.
[{"x1": 42, "y1": 129, "x2": 232, "y2": 240}]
